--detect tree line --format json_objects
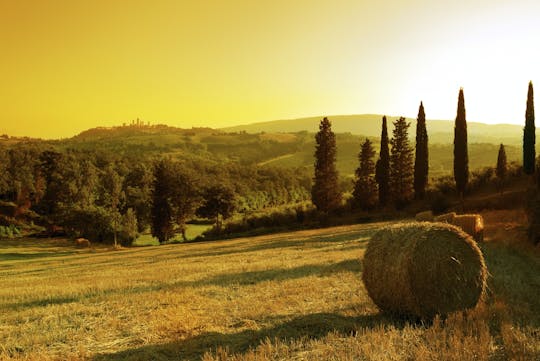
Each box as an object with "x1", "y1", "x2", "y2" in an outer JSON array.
[{"x1": 312, "y1": 85, "x2": 534, "y2": 217}]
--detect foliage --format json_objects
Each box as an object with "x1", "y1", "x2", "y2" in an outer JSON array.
[
  {"x1": 150, "y1": 159, "x2": 176, "y2": 244},
  {"x1": 196, "y1": 185, "x2": 236, "y2": 231},
  {"x1": 523, "y1": 81, "x2": 535, "y2": 175},
  {"x1": 414, "y1": 102, "x2": 429, "y2": 199},
  {"x1": 389, "y1": 117, "x2": 414, "y2": 208},
  {"x1": 496, "y1": 144, "x2": 507, "y2": 192},
  {"x1": 454, "y1": 88, "x2": 469, "y2": 198},
  {"x1": 352, "y1": 138, "x2": 377, "y2": 210},
  {"x1": 312, "y1": 117, "x2": 342, "y2": 213},
  {"x1": 375, "y1": 116, "x2": 390, "y2": 206}
]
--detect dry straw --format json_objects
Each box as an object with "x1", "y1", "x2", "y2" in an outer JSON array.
[
  {"x1": 434, "y1": 212, "x2": 457, "y2": 223},
  {"x1": 415, "y1": 210, "x2": 434, "y2": 222},
  {"x1": 452, "y1": 214, "x2": 484, "y2": 242},
  {"x1": 362, "y1": 222, "x2": 487, "y2": 319}
]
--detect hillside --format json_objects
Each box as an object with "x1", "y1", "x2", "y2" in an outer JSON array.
[
  {"x1": 1, "y1": 210, "x2": 538, "y2": 360},
  {"x1": 223, "y1": 114, "x2": 526, "y2": 146}
]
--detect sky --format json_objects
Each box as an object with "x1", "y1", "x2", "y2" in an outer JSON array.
[{"x1": 1, "y1": 0, "x2": 540, "y2": 138}]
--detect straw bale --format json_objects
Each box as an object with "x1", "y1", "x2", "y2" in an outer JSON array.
[
  {"x1": 75, "y1": 238, "x2": 91, "y2": 248},
  {"x1": 362, "y1": 222, "x2": 487, "y2": 319},
  {"x1": 452, "y1": 214, "x2": 484, "y2": 242},
  {"x1": 433, "y1": 212, "x2": 457, "y2": 223},
  {"x1": 415, "y1": 210, "x2": 434, "y2": 222}
]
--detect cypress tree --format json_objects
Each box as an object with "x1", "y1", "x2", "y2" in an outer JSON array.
[
  {"x1": 414, "y1": 101, "x2": 429, "y2": 199},
  {"x1": 524, "y1": 81, "x2": 535, "y2": 175},
  {"x1": 312, "y1": 117, "x2": 342, "y2": 213},
  {"x1": 352, "y1": 138, "x2": 377, "y2": 210},
  {"x1": 151, "y1": 159, "x2": 175, "y2": 244},
  {"x1": 375, "y1": 116, "x2": 390, "y2": 206},
  {"x1": 496, "y1": 143, "x2": 507, "y2": 193},
  {"x1": 454, "y1": 88, "x2": 469, "y2": 201},
  {"x1": 389, "y1": 117, "x2": 414, "y2": 208}
]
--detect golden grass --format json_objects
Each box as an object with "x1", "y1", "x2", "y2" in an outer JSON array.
[{"x1": 0, "y1": 211, "x2": 539, "y2": 361}]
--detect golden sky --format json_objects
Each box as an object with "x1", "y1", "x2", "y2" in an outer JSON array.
[{"x1": 1, "y1": 0, "x2": 540, "y2": 138}]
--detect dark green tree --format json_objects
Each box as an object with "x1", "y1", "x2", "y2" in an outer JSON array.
[
  {"x1": 414, "y1": 102, "x2": 429, "y2": 199},
  {"x1": 312, "y1": 117, "x2": 342, "y2": 213},
  {"x1": 151, "y1": 159, "x2": 175, "y2": 244},
  {"x1": 496, "y1": 143, "x2": 507, "y2": 193},
  {"x1": 389, "y1": 117, "x2": 414, "y2": 208},
  {"x1": 454, "y1": 88, "x2": 469, "y2": 201},
  {"x1": 352, "y1": 138, "x2": 377, "y2": 210},
  {"x1": 524, "y1": 81, "x2": 535, "y2": 175},
  {"x1": 375, "y1": 116, "x2": 390, "y2": 206},
  {"x1": 100, "y1": 164, "x2": 125, "y2": 247},
  {"x1": 197, "y1": 184, "x2": 236, "y2": 232},
  {"x1": 170, "y1": 167, "x2": 200, "y2": 241}
]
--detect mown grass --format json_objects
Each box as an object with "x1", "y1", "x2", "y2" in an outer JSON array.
[{"x1": 0, "y1": 210, "x2": 539, "y2": 360}]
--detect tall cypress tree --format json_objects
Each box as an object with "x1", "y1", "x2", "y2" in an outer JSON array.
[
  {"x1": 375, "y1": 116, "x2": 390, "y2": 206},
  {"x1": 389, "y1": 117, "x2": 414, "y2": 208},
  {"x1": 312, "y1": 117, "x2": 342, "y2": 213},
  {"x1": 352, "y1": 138, "x2": 377, "y2": 210},
  {"x1": 524, "y1": 81, "x2": 535, "y2": 175},
  {"x1": 414, "y1": 101, "x2": 429, "y2": 199},
  {"x1": 454, "y1": 88, "x2": 469, "y2": 200},
  {"x1": 496, "y1": 143, "x2": 507, "y2": 193}
]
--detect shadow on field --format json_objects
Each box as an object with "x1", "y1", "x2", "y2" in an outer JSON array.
[
  {"x1": 93, "y1": 312, "x2": 403, "y2": 361},
  {"x1": 0, "y1": 251, "x2": 74, "y2": 261},
  {"x1": 183, "y1": 230, "x2": 374, "y2": 259},
  {"x1": 3, "y1": 259, "x2": 362, "y2": 312}
]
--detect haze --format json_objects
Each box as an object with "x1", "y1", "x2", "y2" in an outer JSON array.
[{"x1": 1, "y1": 0, "x2": 540, "y2": 138}]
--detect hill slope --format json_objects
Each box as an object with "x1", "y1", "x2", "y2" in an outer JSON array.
[
  {"x1": 223, "y1": 114, "x2": 525, "y2": 145},
  {"x1": 1, "y1": 211, "x2": 538, "y2": 360}
]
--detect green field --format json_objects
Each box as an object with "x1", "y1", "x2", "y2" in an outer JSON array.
[{"x1": 1, "y1": 210, "x2": 539, "y2": 360}]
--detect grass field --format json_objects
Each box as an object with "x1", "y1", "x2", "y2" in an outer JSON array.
[{"x1": 1, "y1": 210, "x2": 539, "y2": 360}]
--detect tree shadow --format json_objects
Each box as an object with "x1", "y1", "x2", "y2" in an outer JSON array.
[
  {"x1": 3, "y1": 258, "x2": 362, "y2": 312},
  {"x1": 92, "y1": 311, "x2": 408, "y2": 361},
  {"x1": 0, "y1": 251, "x2": 74, "y2": 261}
]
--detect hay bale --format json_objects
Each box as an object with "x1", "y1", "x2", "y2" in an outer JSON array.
[
  {"x1": 433, "y1": 212, "x2": 457, "y2": 223},
  {"x1": 362, "y1": 222, "x2": 487, "y2": 319},
  {"x1": 75, "y1": 238, "x2": 91, "y2": 248},
  {"x1": 415, "y1": 210, "x2": 434, "y2": 222},
  {"x1": 452, "y1": 214, "x2": 484, "y2": 242}
]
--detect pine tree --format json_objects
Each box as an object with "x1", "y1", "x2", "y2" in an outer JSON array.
[
  {"x1": 151, "y1": 159, "x2": 175, "y2": 244},
  {"x1": 496, "y1": 143, "x2": 507, "y2": 193},
  {"x1": 454, "y1": 88, "x2": 469, "y2": 201},
  {"x1": 312, "y1": 117, "x2": 342, "y2": 213},
  {"x1": 389, "y1": 117, "x2": 414, "y2": 208},
  {"x1": 414, "y1": 102, "x2": 429, "y2": 199},
  {"x1": 375, "y1": 116, "x2": 390, "y2": 206},
  {"x1": 352, "y1": 138, "x2": 377, "y2": 210},
  {"x1": 524, "y1": 81, "x2": 535, "y2": 175}
]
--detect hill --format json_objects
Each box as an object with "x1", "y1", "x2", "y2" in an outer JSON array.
[
  {"x1": 223, "y1": 114, "x2": 525, "y2": 145},
  {"x1": 1, "y1": 210, "x2": 538, "y2": 360}
]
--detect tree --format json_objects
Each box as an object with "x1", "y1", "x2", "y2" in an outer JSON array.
[
  {"x1": 375, "y1": 116, "x2": 390, "y2": 206},
  {"x1": 151, "y1": 159, "x2": 175, "y2": 244},
  {"x1": 524, "y1": 81, "x2": 535, "y2": 175},
  {"x1": 496, "y1": 143, "x2": 507, "y2": 194},
  {"x1": 170, "y1": 167, "x2": 200, "y2": 241},
  {"x1": 100, "y1": 164, "x2": 125, "y2": 247},
  {"x1": 197, "y1": 185, "x2": 236, "y2": 232},
  {"x1": 312, "y1": 117, "x2": 342, "y2": 213},
  {"x1": 454, "y1": 88, "x2": 469, "y2": 201},
  {"x1": 352, "y1": 138, "x2": 377, "y2": 210},
  {"x1": 414, "y1": 102, "x2": 429, "y2": 199},
  {"x1": 389, "y1": 117, "x2": 414, "y2": 208}
]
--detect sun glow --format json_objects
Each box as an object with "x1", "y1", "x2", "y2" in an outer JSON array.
[{"x1": 1, "y1": 0, "x2": 539, "y2": 138}]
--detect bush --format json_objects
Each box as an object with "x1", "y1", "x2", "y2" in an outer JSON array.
[{"x1": 429, "y1": 192, "x2": 452, "y2": 214}]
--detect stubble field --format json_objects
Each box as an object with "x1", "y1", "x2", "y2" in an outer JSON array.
[{"x1": 1, "y1": 210, "x2": 539, "y2": 360}]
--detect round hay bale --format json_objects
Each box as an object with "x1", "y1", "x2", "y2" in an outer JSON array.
[
  {"x1": 452, "y1": 214, "x2": 484, "y2": 242},
  {"x1": 415, "y1": 210, "x2": 434, "y2": 222},
  {"x1": 362, "y1": 222, "x2": 487, "y2": 319},
  {"x1": 75, "y1": 238, "x2": 91, "y2": 248},
  {"x1": 433, "y1": 212, "x2": 457, "y2": 223}
]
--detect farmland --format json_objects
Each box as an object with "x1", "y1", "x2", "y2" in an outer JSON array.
[{"x1": 1, "y1": 210, "x2": 539, "y2": 360}]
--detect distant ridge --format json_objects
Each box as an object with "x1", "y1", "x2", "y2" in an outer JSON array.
[{"x1": 222, "y1": 114, "x2": 525, "y2": 145}]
